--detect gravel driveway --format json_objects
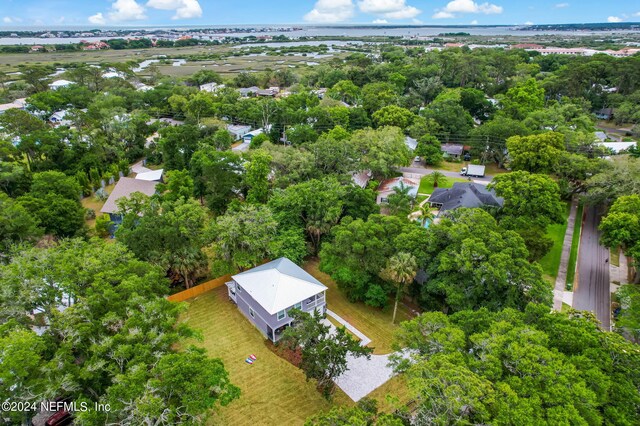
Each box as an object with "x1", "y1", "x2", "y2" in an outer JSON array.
[{"x1": 323, "y1": 311, "x2": 403, "y2": 401}]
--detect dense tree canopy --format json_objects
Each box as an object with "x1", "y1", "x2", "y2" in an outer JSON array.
[
  {"x1": 418, "y1": 208, "x2": 552, "y2": 313},
  {"x1": 391, "y1": 304, "x2": 640, "y2": 425},
  {"x1": 0, "y1": 239, "x2": 239, "y2": 424}
]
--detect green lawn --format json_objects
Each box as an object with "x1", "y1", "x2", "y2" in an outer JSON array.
[
  {"x1": 539, "y1": 202, "x2": 572, "y2": 280},
  {"x1": 80, "y1": 183, "x2": 116, "y2": 230},
  {"x1": 432, "y1": 162, "x2": 507, "y2": 176},
  {"x1": 418, "y1": 175, "x2": 468, "y2": 195},
  {"x1": 303, "y1": 260, "x2": 415, "y2": 355},
  {"x1": 182, "y1": 269, "x2": 416, "y2": 425},
  {"x1": 566, "y1": 203, "x2": 584, "y2": 290},
  {"x1": 182, "y1": 286, "x2": 352, "y2": 426}
]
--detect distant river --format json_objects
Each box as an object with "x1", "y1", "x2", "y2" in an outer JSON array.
[{"x1": 1, "y1": 25, "x2": 638, "y2": 45}]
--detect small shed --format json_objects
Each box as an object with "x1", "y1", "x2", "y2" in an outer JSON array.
[{"x1": 243, "y1": 128, "x2": 264, "y2": 144}]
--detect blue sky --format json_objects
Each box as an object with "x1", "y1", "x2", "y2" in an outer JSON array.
[{"x1": 1, "y1": 0, "x2": 639, "y2": 27}]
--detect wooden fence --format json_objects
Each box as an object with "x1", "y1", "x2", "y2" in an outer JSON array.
[{"x1": 167, "y1": 273, "x2": 233, "y2": 303}]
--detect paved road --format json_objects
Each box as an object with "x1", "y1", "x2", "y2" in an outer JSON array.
[
  {"x1": 399, "y1": 162, "x2": 494, "y2": 185},
  {"x1": 573, "y1": 205, "x2": 611, "y2": 330}
]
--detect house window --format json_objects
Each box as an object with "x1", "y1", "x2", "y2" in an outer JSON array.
[
  {"x1": 293, "y1": 302, "x2": 302, "y2": 310},
  {"x1": 277, "y1": 310, "x2": 286, "y2": 320},
  {"x1": 236, "y1": 285, "x2": 242, "y2": 293},
  {"x1": 249, "y1": 308, "x2": 255, "y2": 319}
]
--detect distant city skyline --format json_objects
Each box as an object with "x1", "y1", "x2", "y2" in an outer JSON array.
[{"x1": 1, "y1": 0, "x2": 639, "y2": 27}]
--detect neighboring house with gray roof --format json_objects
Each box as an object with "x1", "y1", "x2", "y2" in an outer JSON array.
[
  {"x1": 238, "y1": 86, "x2": 260, "y2": 97},
  {"x1": 225, "y1": 258, "x2": 328, "y2": 342},
  {"x1": 594, "y1": 131, "x2": 607, "y2": 142},
  {"x1": 100, "y1": 177, "x2": 159, "y2": 225},
  {"x1": 441, "y1": 143, "x2": 464, "y2": 159},
  {"x1": 429, "y1": 182, "x2": 503, "y2": 216}
]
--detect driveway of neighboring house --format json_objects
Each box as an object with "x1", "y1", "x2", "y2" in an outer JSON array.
[
  {"x1": 131, "y1": 160, "x2": 152, "y2": 174},
  {"x1": 322, "y1": 310, "x2": 401, "y2": 402},
  {"x1": 232, "y1": 141, "x2": 251, "y2": 152}
]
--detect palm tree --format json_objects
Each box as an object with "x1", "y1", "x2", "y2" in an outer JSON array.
[
  {"x1": 427, "y1": 171, "x2": 447, "y2": 189},
  {"x1": 418, "y1": 205, "x2": 434, "y2": 227},
  {"x1": 168, "y1": 248, "x2": 205, "y2": 289},
  {"x1": 380, "y1": 252, "x2": 418, "y2": 324},
  {"x1": 386, "y1": 182, "x2": 414, "y2": 215}
]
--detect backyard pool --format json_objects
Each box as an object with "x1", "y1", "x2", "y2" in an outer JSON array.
[{"x1": 416, "y1": 219, "x2": 432, "y2": 229}]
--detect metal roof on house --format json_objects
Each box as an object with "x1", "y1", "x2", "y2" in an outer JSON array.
[
  {"x1": 405, "y1": 136, "x2": 418, "y2": 151},
  {"x1": 594, "y1": 131, "x2": 607, "y2": 142},
  {"x1": 429, "y1": 182, "x2": 503, "y2": 213},
  {"x1": 232, "y1": 258, "x2": 327, "y2": 315},
  {"x1": 100, "y1": 177, "x2": 158, "y2": 214},
  {"x1": 600, "y1": 141, "x2": 636, "y2": 154},
  {"x1": 135, "y1": 169, "x2": 164, "y2": 182}
]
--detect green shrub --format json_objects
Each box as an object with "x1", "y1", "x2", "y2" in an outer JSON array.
[
  {"x1": 364, "y1": 284, "x2": 388, "y2": 308},
  {"x1": 95, "y1": 214, "x2": 113, "y2": 238}
]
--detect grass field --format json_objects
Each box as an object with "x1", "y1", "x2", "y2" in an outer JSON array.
[
  {"x1": 183, "y1": 286, "x2": 352, "y2": 426},
  {"x1": 80, "y1": 183, "x2": 115, "y2": 230},
  {"x1": 151, "y1": 54, "x2": 338, "y2": 78},
  {"x1": 539, "y1": 201, "x2": 572, "y2": 280},
  {"x1": 0, "y1": 45, "x2": 342, "y2": 78},
  {"x1": 566, "y1": 203, "x2": 584, "y2": 290},
  {"x1": 182, "y1": 276, "x2": 415, "y2": 425},
  {"x1": 303, "y1": 260, "x2": 415, "y2": 355},
  {"x1": 418, "y1": 175, "x2": 468, "y2": 195}
]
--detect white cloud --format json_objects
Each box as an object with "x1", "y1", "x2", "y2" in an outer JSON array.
[
  {"x1": 372, "y1": 18, "x2": 388, "y2": 23},
  {"x1": 433, "y1": 11, "x2": 454, "y2": 18},
  {"x1": 88, "y1": 12, "x2": 107, "y2": 25},
  {"x1": 147, "y1": 0, "x2": 203, "y2": 19},
  {"x1": 633, "y1": 11, "x2": 640, "y2": 17},
  {"x1": 358, "y1": 0, "x2": 421, "y2": 19},
  {"x1": 433, "y1": 0, "x2": 503, "y2": 19},
  {"x1": 304, "y1": 0, "x2": 355, "y2": 23},
  {"x1": 524, "y1": 21, "x2": 534, "y2": 25},
  {"x1": 108, "y1": 0, "x2": 147, "y2": 21},
  {"x1": 470, "y1": 19, "x2": 478, "y2": 25},
  {"x1": 554, "y1": 3, "x2": 569, "y2": 8},
  {"x1": 607, "y1": 16, "x2": 623, "y2": 23},
  {"x1": 3, "y1": 16, "x2": 22, "y2": 23}
]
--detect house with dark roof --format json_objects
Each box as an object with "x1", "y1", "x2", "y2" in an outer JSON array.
[
  {"x1": 441, "y1": 143, "x2": 464, "y2": 159},
  {"x1": 429, "y1": 182, "x2": 503, "y2": 216},
  {"x1": 238, "y1": 86, "x2": 260, "y2": 97},
  {"x1": 225, "y1": 258, "x2": 328, "y2": 342},
  {"x1": 595, "y1": 108, "x2": 613, "y2": 120}
]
